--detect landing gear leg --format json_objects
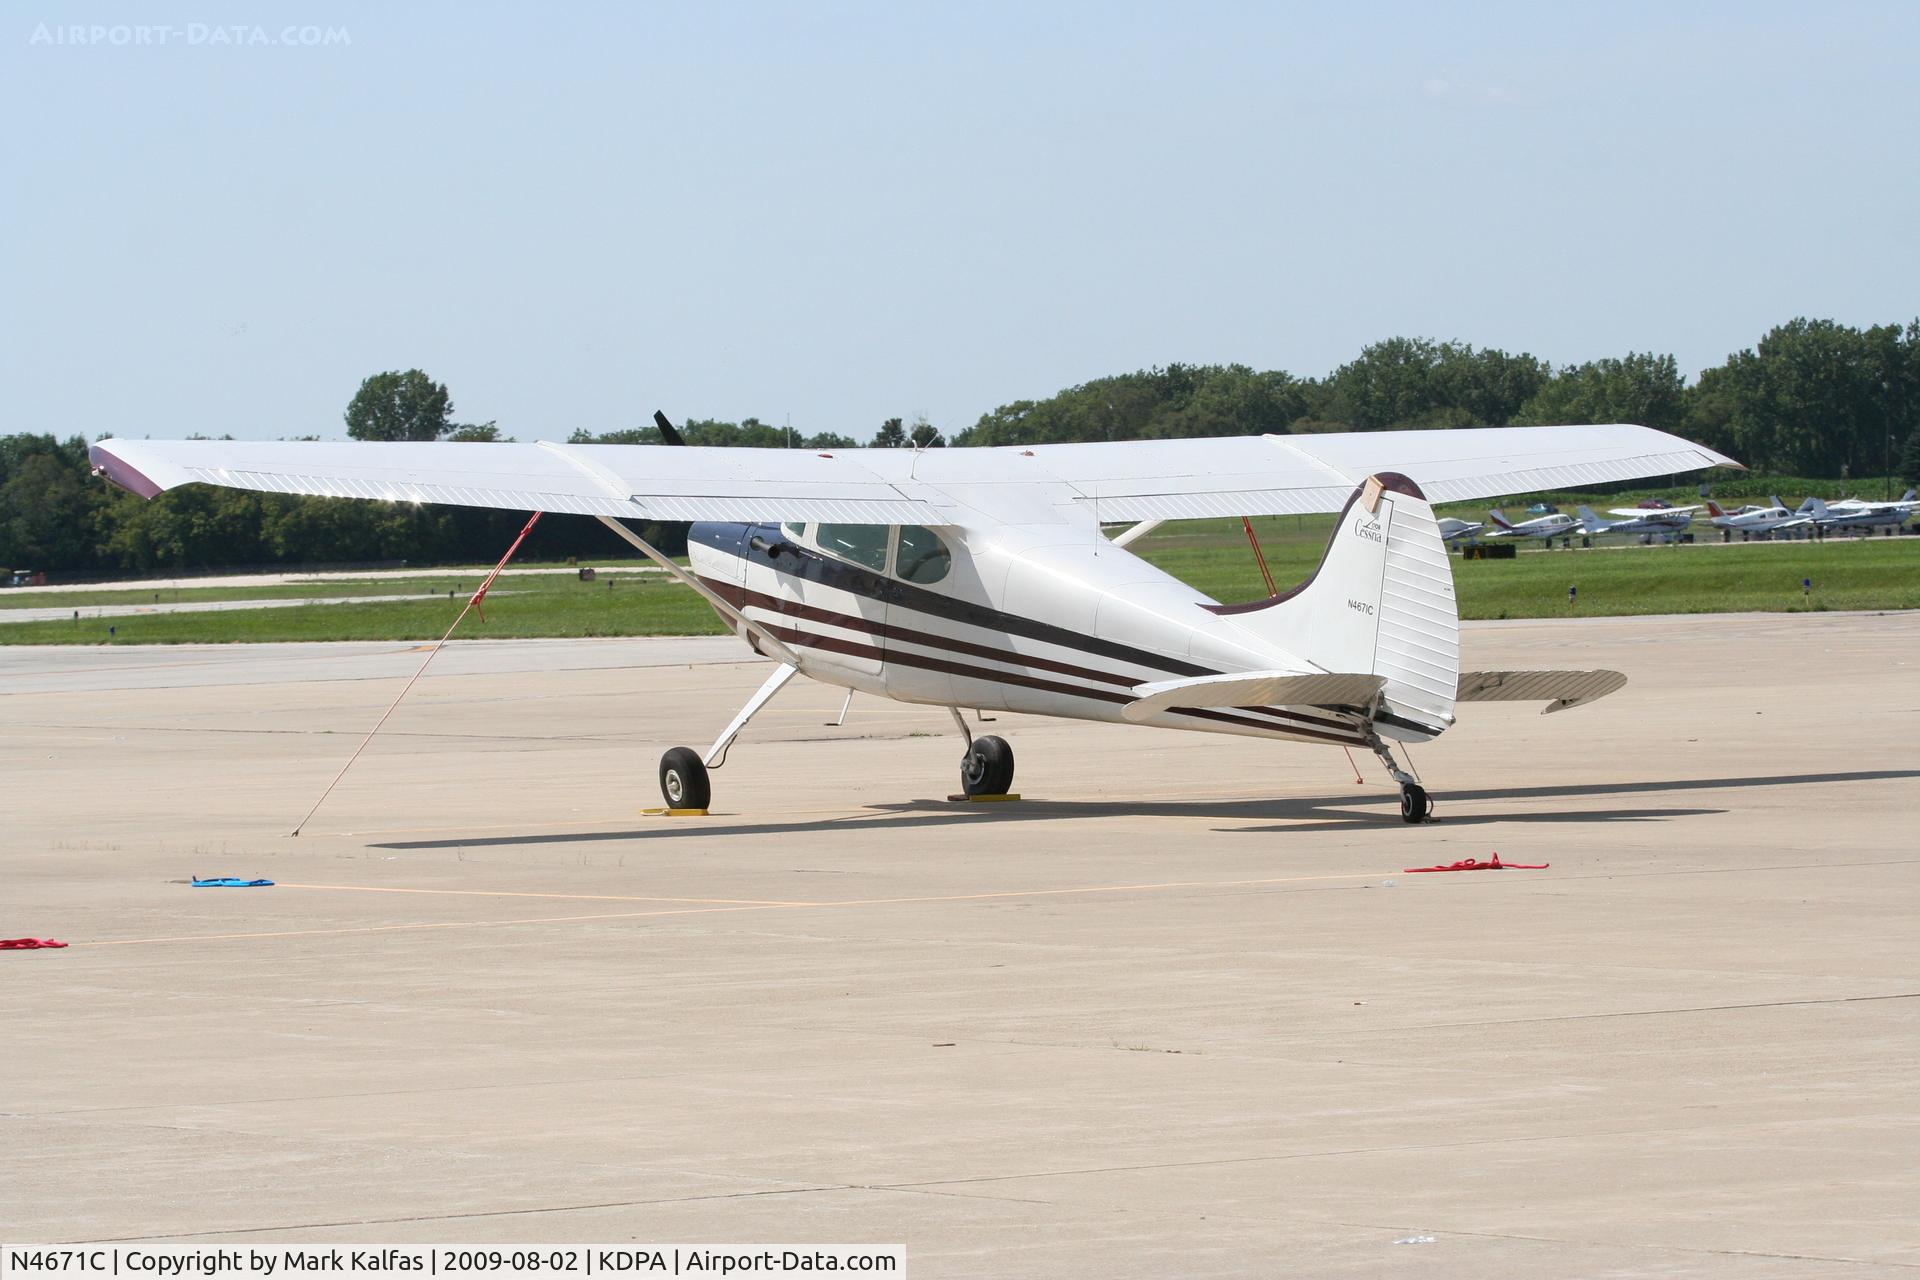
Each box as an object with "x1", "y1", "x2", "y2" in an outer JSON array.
[
  {"x1": 656, "y1": 663, "x2": 799, "y2": 811},
  {"x1": 1368, "y1": 735, "x2": 1432, "y2": 824}
]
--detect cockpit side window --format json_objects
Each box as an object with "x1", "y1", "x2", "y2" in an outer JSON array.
[
  {"x1": 894, "y1": 525, "x2": 951, "y2": 584},
  {"x1": 814, "y1": 523, "x2": 889, "y2": 572},
  {"x1": 782, "y1": 522, "x2": 808, "y2": 542}
]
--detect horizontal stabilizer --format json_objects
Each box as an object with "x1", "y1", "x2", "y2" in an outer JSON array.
[
  {"x1": 1456, "y1": 669, "x2": 1627, "y2": 714},
  {"x1": 1123, "y1": 671, "x2": 1386, "y2": 723}
]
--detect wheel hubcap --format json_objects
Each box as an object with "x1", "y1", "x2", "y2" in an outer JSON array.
[{"x1": 666, "y1": 772, "x2": 684, "y2": 803}]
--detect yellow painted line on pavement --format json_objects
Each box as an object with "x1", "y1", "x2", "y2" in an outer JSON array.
[
  {"x1": 71, "y1": 903, "x2": 790, "y2": 947},
  {"x1": 274, "y1": 882, "x2": 820, "y2": 907}
]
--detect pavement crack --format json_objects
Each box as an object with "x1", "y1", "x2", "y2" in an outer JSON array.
[{"x1": 58, "y1": 1186, "x2": 852, "y2": 1243}]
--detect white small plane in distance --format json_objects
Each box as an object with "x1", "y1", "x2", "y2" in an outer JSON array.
[
  {"x1": 89, "y1": 422, "x2": 1736, "y2": 824},
  {"x1": 1801, "y1": 491, "x2": 1916, "y2": 534},
  {"x1": 1575, "y1": 504, "x2": 1700, "y2": 539},
  {"x1": 1820, "y1": 489, "x2": 1918, "y2": 516},
  {"x1": 1485, "y1": 507, "x2": 1581, "y2": 543},
  {"x1": 1704, "y1": 497, "x2": 1810, "y2": 538},
  {"x1": 1437, "y1": 516, "x2": 1485, "y2": 543}
]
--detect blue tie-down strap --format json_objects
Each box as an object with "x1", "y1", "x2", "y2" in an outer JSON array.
[{"x1": 191, "y1": 877, "x2": 274, "y2": 888}]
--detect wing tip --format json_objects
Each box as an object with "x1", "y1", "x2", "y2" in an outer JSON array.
[{"x1": 87, "y1": 442, "x2": 166, "y2": 500}]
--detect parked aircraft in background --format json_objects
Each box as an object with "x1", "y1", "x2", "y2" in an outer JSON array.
[
  {"x1": 1819, "y1": 489, "x2": 1918, "y2": 518},
  {"x1": 1704, "y1": 497, "x2": 1811, "y2": 538},
  {"x1": 1486, "y1": 508, "x2": 1581, "y2": 542},
  {"x1": 1437, "y1": 516, "x2": 1485, "y2": 543},
  {"x1": 1801, "y1": 493, "x2": 1915, "y2": 534},
  {"x1": 88, "y1": 423, "x2": 1736, "y2": 825},
  {"x1": 1575, "y1": 504, "x2": 1700, "y2": 539}
]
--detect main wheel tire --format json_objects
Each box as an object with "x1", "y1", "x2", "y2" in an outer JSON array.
[
  {"x1": 659, "y1": 747, "x2": 710, "y2": 810},
  {"x1": 1399, "y1": 783, "x2": 1430, "y2": 824},
  {"x1": 961, "y1": 734, "x2": 1015, "y2": 796}
]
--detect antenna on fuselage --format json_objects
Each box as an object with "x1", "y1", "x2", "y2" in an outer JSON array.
[{"x1": 653, "y1": 410, "x2": 686, "y2": 447}]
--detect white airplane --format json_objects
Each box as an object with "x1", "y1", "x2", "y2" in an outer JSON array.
[
  {"x1": 1485, "y1": 507, "x2": 1581, "y2": 543},
  {"x1": 1437, "y1": 516, "x2": 1485, "y2": 543},
  {"x1": 1703, "y1": 497, "x2": 1810, "y2": 537},
  {"x1": 88, "y1": 423, "x2": 1735, "y2": 824},
  {"x1": 1574, "y1": 504, "x2": 1699, "y2": 539},
  {"x1": 1801, "y1": 492, "x2": 1915, "y2": 534}
]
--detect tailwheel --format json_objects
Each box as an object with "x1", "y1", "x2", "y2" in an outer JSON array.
[
  {"x1": 1399, "y1": 783, "x2": 1431, "y2": 824},
  {"x1": 961, "y1": 735, "x2": 1015, "y2": 796},
  {"x1": 659, "y1": 746, "x2": 711, "y2": 810}
]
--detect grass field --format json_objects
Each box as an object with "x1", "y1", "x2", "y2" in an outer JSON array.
[
  {"x1": 0, "y1": 572, "x2": 724, "y2": 644},
  {"x1": 1142, "y1": 516, "x2": 1920, "y2": 619},
  {"x1": 3, "y1": 517, "x2": 1915, "y2": 645},
  {"x1": 0, "y1": 578, "x2": 514, "y2": 611}
]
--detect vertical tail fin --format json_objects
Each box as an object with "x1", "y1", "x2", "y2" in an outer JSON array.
[
  {"x1": 1207, "y1": 475, "x2": 1457, "y2": 739},
  {"x1": 1705, "y1": 500, "x2": 1726, "y2": 518},
  {"x1": 1489, "y1": 508, "x2": 1514, "y2": 530}
]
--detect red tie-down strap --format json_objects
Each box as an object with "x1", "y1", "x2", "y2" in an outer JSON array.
[
  {"x1": 1403, "y1": 853, "x2": 1548, "y2": 873},
  {"x1": 1, "y1": 938, "x2": 69, "y2": 949}
]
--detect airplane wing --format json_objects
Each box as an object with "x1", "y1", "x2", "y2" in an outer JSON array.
[
  {"x1": 88, "y1": 438, "x2": 944, "y2": 525},
  {"x1": 90, "y1": 423, "x2": 1739, "y2": 526},
  {"x1": 1606, "y1": 504, "x2": 1702, "y2": 518}
]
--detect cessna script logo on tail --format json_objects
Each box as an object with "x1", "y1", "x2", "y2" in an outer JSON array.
[{"x1": 1352, "y1": 513, "x2": 1385, "y2": 543}]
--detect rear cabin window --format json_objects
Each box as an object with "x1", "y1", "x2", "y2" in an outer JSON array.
[
  {"x1": 894, "y1": 525, "x2": 951, "y2": 584},
  {"x1": 815, "y1": 523, "x2": 889, "y2": 572}
]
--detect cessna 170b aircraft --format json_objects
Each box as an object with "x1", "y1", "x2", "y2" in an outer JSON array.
[{"x1": 89, "y1": 423, "x2": 1735, "y2": 824}]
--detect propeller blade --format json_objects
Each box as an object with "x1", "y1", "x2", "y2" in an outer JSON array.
[{"x1": 652, "y1": 410, "x2": 686, "y2": 447}]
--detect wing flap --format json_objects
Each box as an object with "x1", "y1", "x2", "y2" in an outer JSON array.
[
  {"x1": 1456, "y1": 669, "x2": 1628, "y2": 714},
  {"x1": 1061, "y1": 426, "x2": 1737, "y2": 520}
]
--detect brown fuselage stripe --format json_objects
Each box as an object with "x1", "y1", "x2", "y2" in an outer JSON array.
[{"x1": 735, "y1": 613, "x2": 1364, "y2": 747}]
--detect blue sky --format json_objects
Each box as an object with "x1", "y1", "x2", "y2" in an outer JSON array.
[{"x1": 4, "y1": 1, "x2": 1915, "y2": 442}]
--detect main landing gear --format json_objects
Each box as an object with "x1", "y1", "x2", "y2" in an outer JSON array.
[
  {"x1": 655, "y1": 664, "x2": 799, "y2": 812},
  {"x1": 1369, "y1": 735, "x2": 1433, "y2": 824},
  {"x1": 654, "y1": 672, "x2": 1019, "y2": 810},
  {"x1": 952, "y1": 707, "x2": 1016, "y2": 797}
]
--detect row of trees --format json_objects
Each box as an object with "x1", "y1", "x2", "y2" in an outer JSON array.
[
  {"x1": 954, "y1": 320, "x2": 1920, "y2": 482},
  {"x1": 5, "y1": 317, "x2": 1917, "y2": 576}
]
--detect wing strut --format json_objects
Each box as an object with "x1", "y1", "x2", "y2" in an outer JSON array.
[
  {"x1": 592, "y1": 515, "x2": 801, "y2": 666},
  {"x1": 528, "y1": 439, "x2": 802, "y2": 665},
  {"x1": 1241, "y1": 516, "x2": 1278, "y2": 597}
]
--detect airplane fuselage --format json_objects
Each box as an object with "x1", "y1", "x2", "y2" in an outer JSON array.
[
  {"x1": 1588, "y1": 512, "x2": 1695, "y2": 538},
  {"x1": 1709, "y1": 506, "x2": 1806, "y2": 535},
  {"x1": 1814, "y1": 508, "x2": 1909, "y2": 532},
  {"x1": 687, "y1": 520, "x2": 1393, "y2": 749},
  {"x1": 1488, "y1": 513, "x2": 1579, "y2": 541}
]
